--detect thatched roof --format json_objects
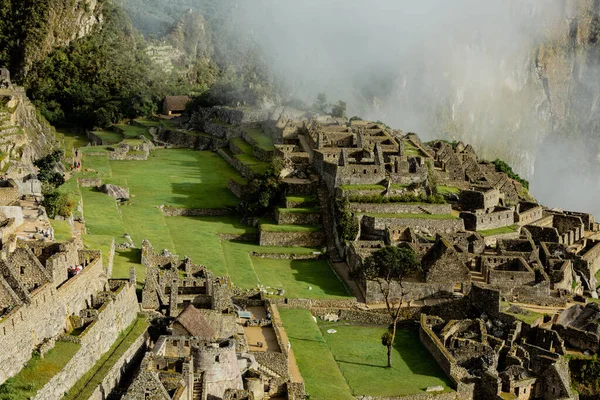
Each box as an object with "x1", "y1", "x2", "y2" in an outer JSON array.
[
  {"x1": 173, "y1": 305, "x2": 236, "y2": 340},
  {"x1": 163, "y1": 96, "x2": 190, "y2": 112},
  {"x1": 174, "y1": 305, "x2": 216, "y2": 339}
]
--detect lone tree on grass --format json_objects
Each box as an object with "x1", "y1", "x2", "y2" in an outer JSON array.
[{"x1": 360, "y1": 245, "x2": 419, "y2": 367}]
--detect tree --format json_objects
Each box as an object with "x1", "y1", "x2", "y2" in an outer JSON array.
[
  {"x1": 360, "y1": 246, "x2": 419, "y2": 367},
  {"x1": 331, "y1": 100, "x2": 347, "y2": 118},
  {"x1": 313, "y1": 92, "x2": 328, "y2": 114}
]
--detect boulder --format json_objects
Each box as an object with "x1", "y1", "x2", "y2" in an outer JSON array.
[
  {"x1": 100, "y1": 184, "x2": 129, "y2": 200},
  {"x1": 426, "y1": 386, "x2": 444, "y2": 392}
]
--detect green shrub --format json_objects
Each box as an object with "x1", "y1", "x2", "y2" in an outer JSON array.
[
  {"x1": 335, "y1": 198, "x2": 358, "y2": 241},
  {"x1": 43, "y1": 191, "x2": 75, "y2": 218},
  {"x1": 492, "y1": 159, "x2": 529, "y2": 189}
]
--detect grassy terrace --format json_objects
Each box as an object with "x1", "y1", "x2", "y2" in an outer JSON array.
[
  {"x1": 280, "y1": 309, "x2": 355, "y2": 400},
  {"x1": 113, "y1": 124, "x2": 148, "y2": 138},
  {"x1": 234, "y1": 153, "x2": 270, "y2": 174},
  {"x1": 365, "y1": 213, "x2": 458, "y2": 220},
  {"x1": 321, "y1": 323, "x2": 454, "y2": 396},
  {"x1": 260, "y1": 223, "x2": 322, "y2": 232},
  {"x1": 478, "y1": 224, "x2": 519, "y2": 237},
  {"x1": 70, "y1": 149, "x2": 348, "y2": 298},
  {"x1": 65, "y1": 316, "x2": 148, "y2": 400},
  {"x1": 246, "y1": 128, "x2": 275, "y2": 151},
  {"x1": 277, "y1": 207, "x2": 320, "y2": 214},
  {"x1": 390, "y1": 183, "x2": 409, "y2": 190},
  {"x1": 91, "y1": 129, "x2": 123, "y2": 145},
  {"x1": 280, "y1": 310, "x2": 452, "y2": 399},
  {"x1": 0, "y1": 341, "x2": 81, "y2": 399},
  {"x1": 339, "y1": 184, "x2": 386, "y2": 191},
  {"x1": 501, "y1": 302, "x2": 544, "y2": 325},
  {"x1": 231, "y1": 137, "x2": 253, "y2": 154},
  {"x1": 286, "y1": 195, "x2": 317, "y2": 205},
  {"x1": 437, "y1": 185, "x2": 461, "y2": 195},
  {"x1": 50, "y1": 220, "x2": 72, "y2": 242}
]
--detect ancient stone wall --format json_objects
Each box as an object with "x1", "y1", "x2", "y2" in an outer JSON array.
[
  {"x1": 364, "y1": 279, "x2": 455, "y2": 304},
  {"x1": 551, "y1": 324, "x2": 599, "y2": 353},
  {"x1": 228, "y1": 178, "x2": 245, "y2": 198},
  {"x1": 362, "y1": 215, "x2": 465, "y2": 237},
  {"x1": 348, "y1": 203, "x2": 452, "y2": 215},
  {"x1": 160, "y1": 206, "x2": 230, "y2": 217},
  {"x1": 87, "y1": 329, "x2": 149, "y2": 400},
  {"x1": 275, "y1": 210, "x2": 321, "y2": 225},
  {"x1": 468, "y1": 285, "x2": 501, "y2": 318},
  {"x1": 0, "y1": 255, "x2": 107, "y2": 383},
  {"x1": 461, "y1": 208, "x2": 514, "y2": 231},
  {"x1": 78, "y1": 177, "x2": 102, "y2": 187},
  {"x1": 0, "y1": 180, "x2": 19, "y2": 206},
  {"x1": 151, "y1": 128, "x2": 216, "y2": 150},
  {"x1": 516, "y1": 205, "x2": 543, "y2": 226},
  {"x1": 259, "y1": 230, "x2": 325, "y2": 247},
  {"x1": 34, "y1": 282, "x2": 139, "y2": 399},
  {"x1": 217, "y1": 148, "x2": 257, "y2": 178}
]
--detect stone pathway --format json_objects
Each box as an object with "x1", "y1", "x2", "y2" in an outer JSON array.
[{"x1": 14, "y1": 199, "x2": 54, "y2": 241}]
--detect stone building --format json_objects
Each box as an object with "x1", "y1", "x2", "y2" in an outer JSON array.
[
  {"x1": 162, "y1": 96, "x2": 191, "y2": 116},
  {"x1": 141, "y1": 240, "x2": 233, "y2": 316}
]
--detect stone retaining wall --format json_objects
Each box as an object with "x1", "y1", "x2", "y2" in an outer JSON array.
[
  {"x1": 78, "y1": 177, "x2": 102, "y2": 187},
  {"x1": 86, "y1": 131, "x2": 103, "y2": 145},
  {"x1": 275, "y1": 209, "x2": 321, "y2": 225},
  {"x1": 160, "y1": 206, "x2": 230, "y2": 217},
  {"x1": 0, "y1": 179, "x2": 19, "y2": 206},
  {"x1": 0, "y1": 256, "x2": 107, "y2": 384},
  {"x1": 249, "y1": 252, "x2": 324, "y2": 260},
  {"x1": 34, "y1": 282, "x2": 139, "y2": 399},
  {"x1": 87, "y1": 329, "x2": 149, "y2": 400},
  {"x1": 228, "y1": 178, "x2": 245, "y2": 198},
  {"x1": 219, "y1": 233, "x2": 259, "y2": 242},
  {"x1": 108, "y1": 151, "x2": 149, "y2": 161},
  {"x1": 348, "y1": 203, "x2": 452, "y2": 215},
  {"x1": 482, "y1": 231, "x2": 520, "y2": 247},
  {"x1": 362, "y1": 215, "x2": 465, "y2": 237},
  {"x1": 259, "y1": 230, "x2": 324, "y2": 247},
  {"x1": 218, "y1": 148, "x2": 256, "y2": 178}
]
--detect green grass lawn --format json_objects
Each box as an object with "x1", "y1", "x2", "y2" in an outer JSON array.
[
  {"x1": 55, "y1": 129, "x2": 88, "y2": 158},
  {"x1": 501, "y1": 302, "x2": 544, "y2": 325},
  {"x1": 113, "y1": 124, "x2": 148, "y2": 138},
  {"x1": 234, "y1": 153, "x2": 270, "y2": 174},
  {"x1": 478, "y1": 224, "x2": 519, "y2": 237},
  {"x1": 0, "y1": 341, "x2": 80, "y2": 399},
  {"x1": 260, "y1": 224, "x2": 322, "y2": 232},
  {"x1": 286, "y1": 195, "x2": 317, "y2": 206},
  {"x1": 279, "y1": 309, "x2": 355, "y2": 400},
  {"x1": 320, "y1": 323, "x2": 454, "y2": 396},
  {"x1": 246, "y1": 128, "x2": 275, "y2": 151},
  {"x1": 231, "y1": 137, "x2": 253, "y2": 154},
  {"x1": 50, "y1": 219, "x2": 72, "y2": 242},
  {"x1": 390, "y1": 184, "x2": 409, "y2": 190},
  {"x1": 92, "y1": 129, "x2": 123, "y2": 145},
  {"x1": 74, "y1": 150, "x2": 343, "y2": 298},
  {"x1": 339, "y1": 184, "x2": 386, "y2": 191},
  {"x1": 252, "y1": 258, "x2": 349, "y2": 299},
  {"x1": 277, "y1": 207, "x2": 320, "y2": 214},
  {"x1": 437, "y1": 185, "x2": 461, "y2": 195},
  {"x1": 366, "y1": 213, "x2": 458, "y2": 220},
  {"x1": 65, "y1": 316, "x2": 148, "y2": 400}
]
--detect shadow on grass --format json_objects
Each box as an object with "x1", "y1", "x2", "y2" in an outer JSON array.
[
  {"x1": 116, "y1": 248, "x2": 141, "y2": 264},
  {"x1": 391, "y1": 328, "x2": 455, "y2": 385},
  {"x1": 289, "y1": 259, "x2": 350, "y2": 298}
]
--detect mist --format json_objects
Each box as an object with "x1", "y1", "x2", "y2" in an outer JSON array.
[{"x1": 229, "y1": 0, "x2": 600, "y2": 216}]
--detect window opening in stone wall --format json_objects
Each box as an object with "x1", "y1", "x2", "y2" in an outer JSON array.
[{"x1": 20, "y1": 266, "x2": 25, "y2": 275}]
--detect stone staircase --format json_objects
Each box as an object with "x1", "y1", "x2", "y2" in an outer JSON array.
[
  {"x1": 193, "y1": 379, "x2": 203, "y2": 400},
  {"x1": 470, "y1": 269, "x2": 486, "y2": 284}
]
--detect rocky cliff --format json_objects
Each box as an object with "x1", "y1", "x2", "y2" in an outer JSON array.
[
  {"x1": 0, "y1": 77, "x2": 58, "y2": 177},
  {"x1": 3, "y1": 0, "x2": 103, "y2": 80}
]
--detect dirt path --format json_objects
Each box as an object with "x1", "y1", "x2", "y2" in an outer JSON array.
[
  {"x1": 15, "y1": 199, "x2": 54, "y2": 241},
  {"x1": 269, "y1": 305, "x2": 303, "y2": 383}
]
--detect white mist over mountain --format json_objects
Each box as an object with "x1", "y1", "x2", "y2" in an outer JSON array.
[{"x1": 232, "y1": 0, "x2": 600, "y2": 216}]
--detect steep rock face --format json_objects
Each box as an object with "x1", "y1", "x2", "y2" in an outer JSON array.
[
  {"x1": 11, "y1": 0, "x2": 104, "y2": 79},
  {"x1": 0, "y1": 82, "x2": 58, "y2": 178}
]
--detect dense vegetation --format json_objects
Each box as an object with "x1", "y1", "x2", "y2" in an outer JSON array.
[
  {"x1": 24, "y1": 3, "x2": 189, "y2": 128},
  {"x1": 569, "y1": 356, "x2": 600, "y2": 400},
  {"x1": 334, "y1": 198, "x2": 359, "y2": 241},
  {"x1": 492, "y1": 159, "x2": 529, "y2": 189}
]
